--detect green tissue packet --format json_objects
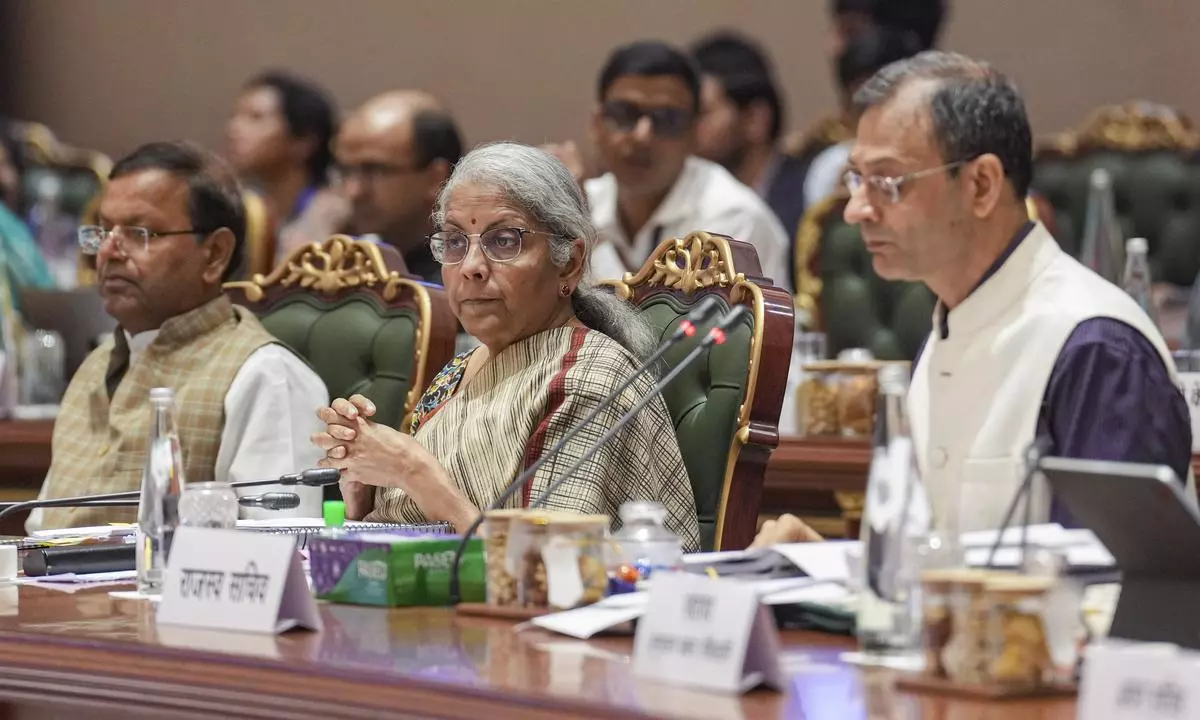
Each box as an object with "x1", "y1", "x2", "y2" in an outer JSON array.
[{"x1": 309, "y1": 534, "x2": 486, "y2": 607}]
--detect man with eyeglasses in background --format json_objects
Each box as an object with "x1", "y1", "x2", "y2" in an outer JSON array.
[
  {"x1": 755, "y1": 51, "x2": 1191, "y2": 547},
  {"x1": 331, "y1": 90, "x2": 464, "y2": 284},
  {"x1": 547, "y1": 40, "x2": 790, "y2": 290},
  {"x1": 30, "y1": 141, "x2": 328, "y2": 532}
]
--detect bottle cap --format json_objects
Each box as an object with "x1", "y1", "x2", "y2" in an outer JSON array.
[
  {"x1": 323, "y1": 500, "x2": 346, "y2": 527},
  {"x1": 149, "y1": 387, "x2": 174, "y2": 403},
  {"x1": 1126, "y1": 237, "x2": 1148, "y2": 254},
  {"x1": 1089, "y1": 167, "x2": 1112, "y2": 188}
]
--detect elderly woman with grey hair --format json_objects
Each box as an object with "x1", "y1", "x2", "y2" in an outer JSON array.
[{"x1": 312, "y1": 141, "x2": 700, "y2": 550}]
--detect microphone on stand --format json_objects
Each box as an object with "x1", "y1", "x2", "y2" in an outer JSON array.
[
  {"x1": 446, "y1": 303, "x2": 749, "y2": 604},
  {"x1": 984, "y1": 435, "x2": 1053, "y2": 569},
  {"x1": 1, "y1": 468, "x2": 341, "y2": 524}
]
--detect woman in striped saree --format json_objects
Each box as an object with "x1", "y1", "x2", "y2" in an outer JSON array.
[{"x1": 312, "y1": 142, "x2": 699, "y2": 550}]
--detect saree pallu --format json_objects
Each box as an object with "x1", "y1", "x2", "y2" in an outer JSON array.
[{"x1": 365, "y1": 325, "x2": 701, "y2": 551}]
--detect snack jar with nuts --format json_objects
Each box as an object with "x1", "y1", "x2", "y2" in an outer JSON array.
[
  {"x1": 540, "y1": 514, "x2": 611, "y2": 610},
  {"x1": 984, "y1": 575, "x2": 1055, "y2": 689},
  {"x1": 482, "y1": 509, "x2": 528, "y2": 607},
  {"x1": 939, "y1": 570, "x2": 994, "y2": 685}
]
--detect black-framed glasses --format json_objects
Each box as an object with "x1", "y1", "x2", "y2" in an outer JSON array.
[
  {"x1": 601, "y1": 101, "x2": 693, "y2": 139},
  {"x1": 78, "y1": 225, "x2": 206, "y2": 256},
  {"x1": 429, "y1": 227, "x2": 564, "y2": 265},
  {"x1": 329, "y1": 162, "x2": 422, "y2": 186},
  {"x1": 842, "y1": 159, "x2": 972, "y2": 205}
]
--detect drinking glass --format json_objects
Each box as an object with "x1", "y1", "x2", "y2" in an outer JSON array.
[{"x1": 178, "y1": 482, "x2": 239, "y2": 529}]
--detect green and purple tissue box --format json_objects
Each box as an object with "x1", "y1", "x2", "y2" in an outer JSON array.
[{"x1": 309, "y1": 533, "x2": 485, "y2": 607}]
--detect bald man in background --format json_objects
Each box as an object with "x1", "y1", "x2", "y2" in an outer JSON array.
[{"x1": 332, "y1": 91, "x2": 465, "y2": 282}]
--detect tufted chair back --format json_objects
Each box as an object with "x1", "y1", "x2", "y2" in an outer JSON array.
[
  {"x1": 602, "y1": 233, "x2": 793, "y2": 551},
  {"x1": 1031, "y1": 102, "x2": 1200, "y2": 286},
  {"x1": 794, "y1": 195, "x2": 1050, "y2": 361},
  {"x1": 224, "y1": 235, "x2": 456, "y2": 436}
]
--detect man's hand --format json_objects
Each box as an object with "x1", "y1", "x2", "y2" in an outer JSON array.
[{"x1": 750, "y1": 514, "x2": 824, "y2": 548}]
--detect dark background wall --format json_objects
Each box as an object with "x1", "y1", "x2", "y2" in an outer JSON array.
[{"x1": 3, "y1": 0, "x2": 1199, "y2": 158}]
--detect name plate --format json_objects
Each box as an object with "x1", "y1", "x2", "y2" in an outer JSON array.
[
  {"x1": 1079, "y1": 642, "x2": 1200, "y2": 720},
  {"x1": 632, "y1": 572, "x2": 783, "y2": 695},
  {"x1": 1177, "y1": 372, "x2": 1200, "y2": 453},
  {"x1": 158, "y1": 526, "x2": 321, "y2": 635}
]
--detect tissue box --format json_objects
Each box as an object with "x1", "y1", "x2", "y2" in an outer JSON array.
[{"x1": 308, "y1": 532, "x2": 486, "y2": 607}]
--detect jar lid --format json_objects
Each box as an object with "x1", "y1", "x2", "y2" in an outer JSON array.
[
  {"x1": 483, "y1": 509, "x2": 527, "y2": 522},
  {"x1": 922, "y1": 568, "x2": 993, "y2": 589},
  {"x1": 546, "y1": 513, "x2": 610, "y2": 530},
  {"x1": 984, "y1": 575, "x2": 1054, "y2": 595}
]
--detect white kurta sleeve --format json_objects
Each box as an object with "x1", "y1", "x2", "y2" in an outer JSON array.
[{"x1": 216, "y1": 345, "x2": 330, "y2": 519}]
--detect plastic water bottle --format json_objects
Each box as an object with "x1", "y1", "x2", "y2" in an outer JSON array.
[
  {"x1": 1122, "y1": 237, "x2": 1157, "y2": 326},
  {"x1": 856, "y1": 364, "x2": 932, "y2": 659},
  {"x1": 609, "y1": 501, "x2": 683, "y2": 592},
  {"x1": 136, "y1": 387, "x2": 187, "y2": 594},
  {"x1": 1079, "y1": 168, "x2": 1124, "y2": 285}
]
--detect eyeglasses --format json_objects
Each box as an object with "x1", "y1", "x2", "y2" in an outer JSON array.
[
  {"x1": 78, "y1": 225, "x2": 206, "y2": 256},
  {"x1": 429, "y1": 227, "x2": 564, "y2": 265},
  {"x1": 329, "y1": 162, "x2": 422, "y2": 186},
  {"x1": 601, "y1": 101, "x2": 693, "y2": 139},
  {"x1": 842, "y1": 159, "x2": 971, "y2": 204}
]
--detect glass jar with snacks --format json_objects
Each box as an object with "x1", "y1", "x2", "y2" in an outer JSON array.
[
  {"x1": 540, "y1": 514, "x2": 610, "y2": 610},
  {"x1": 796, "y1": 361, "x2": 841, "y2": 436},
  {"x1": 940, "y1": 570, "x2": 994, "y2": 685},
  {"x1": 482, "y1": 509, "x2": 526, "y2": 607},
  {"x1": 984, "y1": 575, "x2": 1054, "y2": 688},
  {"x1": 919, "y1": 569, "x2": 959, "y2": 679},
  {"x1": 837, "y1": 364, "x2": 878, "y2": 437},
  {"x1": 501, "y1": 512, "x2": 610, "y2": 611},
  {"x1": 796, "y1": 359, "x2": 910, "y2": 438}
]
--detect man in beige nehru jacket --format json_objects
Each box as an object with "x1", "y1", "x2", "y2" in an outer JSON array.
[
  {"x1": 332, "y1": 90, "x2": 464, "y2": 283},
  {"x1": 32, "y1": 141, "x2": 328, "y2": 532}
]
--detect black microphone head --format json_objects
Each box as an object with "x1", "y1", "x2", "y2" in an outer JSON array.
[
  {"x1": 261, "y1": 492, "x2": 301, "y2": 510},
  {"x1": 700, "y1": 305, "x2": 751, "y2": 347},
  {"x1": 686, "y1": 295, "x2": 724, "y2": 323},
  {"x1": 717, "y1": 304, "x2": 751, "y2": 330},
  {"x1": 298, "y1": 468, "x2": 342, "y2": 486}
]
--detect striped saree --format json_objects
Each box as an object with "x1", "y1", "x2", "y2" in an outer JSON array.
[{"x1": 364, "y1": 325, "x2": 701, "y2": 551}]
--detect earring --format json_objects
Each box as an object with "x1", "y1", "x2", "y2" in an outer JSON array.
[{"x1": 560, "y1": 284, "x2": 571, "y2": 297}]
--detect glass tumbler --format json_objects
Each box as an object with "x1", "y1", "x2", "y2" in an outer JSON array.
[
  {"x1": 178, "y1": 482, "x2": 239, "y2": 529},
  {"x1": 19, "y1": 329, "x2": 65, "y2": 405}
]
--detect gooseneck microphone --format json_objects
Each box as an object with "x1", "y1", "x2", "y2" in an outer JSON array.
[
  {"x1": 6, "y1": 494, "x2": 301, "y2": 512},
  {"x1": 447, "y1": 302, "x2": 747, "y2": 604},
  {"x1": 0, "y1": 468, "x2": 341, "y2": 523}
]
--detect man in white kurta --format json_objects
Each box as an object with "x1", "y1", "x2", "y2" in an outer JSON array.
[{"x1": 577, "y1": 41, "x2": 791, "y2": 291}]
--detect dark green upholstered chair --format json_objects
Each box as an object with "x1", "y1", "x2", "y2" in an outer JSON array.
[
  {"x1": 1031, "y1": 102, "x2": 1200, "y2": 287},
  {"x1": 5, "y1": 120, "x2": 110, "y2": 220},
  {"x1": 603, "y1": 233, "x2": 794, "y2": 551},
  {"x1": 794, "y1": 194, "x2": 935, "y2": 361},
  {"x1": 793, "y1": 194, "x2": 1050, "y2": 361},
  {"x1": 224, "y1": 235, "x2": 457, "y2": 434}
]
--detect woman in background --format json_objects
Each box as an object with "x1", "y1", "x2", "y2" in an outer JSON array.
[{"x1": 0, "y1": 134, "x2": 54, "y2": 312}]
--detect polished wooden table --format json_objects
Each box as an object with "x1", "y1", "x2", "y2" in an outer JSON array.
[{"x1": 0, "y1": 584, "x2": 1075, "y2": 719}]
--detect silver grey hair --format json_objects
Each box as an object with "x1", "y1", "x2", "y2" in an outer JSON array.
[{"x1": 435, "y1": 141, "x2": 657, "y2": 359}]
